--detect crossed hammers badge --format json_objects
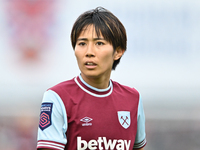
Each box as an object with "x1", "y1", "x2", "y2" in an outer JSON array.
[{"x1": 118, "y1": 111, "x2": 131, "y2": 129}]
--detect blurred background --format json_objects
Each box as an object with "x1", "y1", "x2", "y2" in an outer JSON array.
[{"x1": 0, "y1": 0, "x2": 200, "y2": 149}]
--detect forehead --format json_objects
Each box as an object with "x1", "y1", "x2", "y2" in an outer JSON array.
[{"x1": 78, "y1": 25, "x2": 103, "y2": 38}]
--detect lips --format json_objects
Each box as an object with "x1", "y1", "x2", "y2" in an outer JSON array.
[
  {"x1": 84, "y1": 61, "x2": 97, "y2": 69},
  {"x1": 85, "y1": 61, "x2": 97, "y2": 66}
]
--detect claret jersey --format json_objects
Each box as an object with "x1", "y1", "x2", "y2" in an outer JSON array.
[{"x1": 37, "y1": 75, "x2": 146, "y2": 150}]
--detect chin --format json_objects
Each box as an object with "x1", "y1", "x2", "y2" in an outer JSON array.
[{"x1": 81, "y1": 71, "x2": 101, "y2": 78}]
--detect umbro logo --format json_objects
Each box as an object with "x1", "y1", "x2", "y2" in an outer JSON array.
[{"x1": 80, "y1": 117, "x2": 93, "y2": 126}]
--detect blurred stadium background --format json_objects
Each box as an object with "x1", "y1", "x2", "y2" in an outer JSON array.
[{"x1": 0, "y1": 0, "x2": 199, "y2": 149}]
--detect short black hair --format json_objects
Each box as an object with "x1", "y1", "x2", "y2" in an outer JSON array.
[{"x1": 71, "y1": 7, "x2": 127, "y2": 70}]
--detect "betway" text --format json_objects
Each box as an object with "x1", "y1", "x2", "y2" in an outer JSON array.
[{"x1": 77, "y1": 137, "x2": 131, "y2": 150}]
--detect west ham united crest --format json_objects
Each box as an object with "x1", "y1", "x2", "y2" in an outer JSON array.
[
  {"x1": 39, "y1": 102, "x2": 53, "y2": 131},
  {"x1": 118, "y1": 111, "x2": 131, "y2": 129}
]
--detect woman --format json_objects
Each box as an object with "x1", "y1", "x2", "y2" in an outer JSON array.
[{"x1": 37, "y1": 7, "x2": 146, "y2": 150}]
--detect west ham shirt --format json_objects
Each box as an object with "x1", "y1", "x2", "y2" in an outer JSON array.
[{"x1": 37, "y1": 75, "x2": 146, "y2": 150}]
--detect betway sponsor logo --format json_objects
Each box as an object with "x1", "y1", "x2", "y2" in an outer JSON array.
[{"x1": 77, "y1": 137, "x2": 131, "y2": 150}]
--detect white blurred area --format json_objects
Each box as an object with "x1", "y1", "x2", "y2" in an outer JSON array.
[
  {"x1": 0, "y1": 0, "x2": 200, "y2": 150},
  {"x1": 1, "y1": 0, "x2": 199, "y2": 118}
]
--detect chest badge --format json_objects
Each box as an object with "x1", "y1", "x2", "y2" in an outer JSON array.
[{"x1": 118, "y1": 111, "x2": 131, "y2": 129}]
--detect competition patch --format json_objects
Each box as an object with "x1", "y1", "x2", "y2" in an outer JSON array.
[{"x1": 39, "y1": 102, "x2": 53, "y2": 131}]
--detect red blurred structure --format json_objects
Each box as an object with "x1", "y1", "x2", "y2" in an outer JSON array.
[{"x1": 5, "y1": 0, "x2": 57, "y2": 61}]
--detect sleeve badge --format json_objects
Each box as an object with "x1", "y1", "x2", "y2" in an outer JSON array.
[{"x1": 39, "y1": 102, "x2": 53, "y2": 131}]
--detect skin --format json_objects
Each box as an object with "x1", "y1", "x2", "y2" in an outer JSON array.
[{"x1": 75, "y1": 24, "x2": 124, "y2": 89}]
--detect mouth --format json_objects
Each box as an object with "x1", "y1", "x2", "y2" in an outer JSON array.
[
  {"x1": 85, "y1": 62, "x2": 96, "y2": 65},
  {"x1": 85, "y1": 61, "x2": 97, "y2": 68}
]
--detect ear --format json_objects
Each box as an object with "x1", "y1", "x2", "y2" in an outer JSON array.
[{"x1": 114, "y1": 47, "x2": 125, "y2": 60}]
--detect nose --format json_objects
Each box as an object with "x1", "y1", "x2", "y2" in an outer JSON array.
[{"x1": 86, "y1": 43, "x2": 95, "y2": 57}]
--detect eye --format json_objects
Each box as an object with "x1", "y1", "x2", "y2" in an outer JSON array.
[
  {"x1": 78, "y1": 42, "x2": 86, "y2": 46},
  {"x1": 96, "y1": 42, "x2": 104, "y2": 46}
]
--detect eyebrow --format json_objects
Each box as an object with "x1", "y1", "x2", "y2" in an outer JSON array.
[{"x1": 77, "y1": 38, "x2": 106, "y2": 41}]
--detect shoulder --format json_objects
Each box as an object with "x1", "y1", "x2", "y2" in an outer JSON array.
[
  {"x1": 48, "y1": 78, "x2": 77, "y2": 94},
  {"x1": 50, "y1": 78, "x2": 75, "y2": 89},
  {"x1": 112, "y1": 80, "x2": 139, "y2": 96},
  {"x1": 111, "y1": 80, "x2": 140, "y2": 103}
]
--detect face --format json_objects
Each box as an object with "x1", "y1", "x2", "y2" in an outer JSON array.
[{"x1": 74, "y1": 25, "x2": 123, "y2": 83}]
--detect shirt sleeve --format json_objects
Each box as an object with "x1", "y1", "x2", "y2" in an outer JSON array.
[
  {"x1": 133, "y1": 96, "x2": 147, "y2": 149},
  {"x1": 37, "y1": 90, "x2": 68, "y2": 150}
]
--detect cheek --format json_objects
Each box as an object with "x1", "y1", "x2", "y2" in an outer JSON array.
[
  {"x1": 74, "y1": 52, "x2": 81, "y2": 66},
  {"x1": 102, "y1": 52, "x2": 115, "y2": 66},
  {"x1": 74, "y1": 51, "x2": 78, "y2": 58},
  {"x1": 74, "y1": 50, "x2": 81, "y2": 60}
]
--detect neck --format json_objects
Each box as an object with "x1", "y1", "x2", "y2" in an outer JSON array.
[{"x1": 80, "y1": 74, "x2": 111, "y2": 89}]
